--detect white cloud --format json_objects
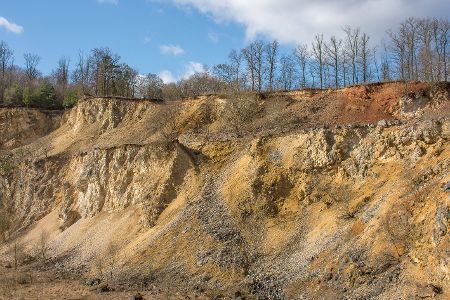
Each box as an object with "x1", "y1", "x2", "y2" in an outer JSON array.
[
  {"x1": 0, "y1": 17, "x2": 23, "y2": 34},
  {"x1": 208, "y1": 31, "x2": 219, "y2": 43},
  {"x1": 97, "y1": 0, "x2": 118, "y2": 5},
  {"x1": 159, "y1": 70, "x2": 177, "y2": 83},
  {"x1": 160, "y1": 44, "x2": 185, "y2": 56},
  {"x1": 158, "y1": 62, "x2": 205, "y2": 83},
  {"x1": 182, "y1": 61, "x2": 206, "y2": 79},
  {"x1": 144, "y1": 36, "x2": 151, "y2": 44},
  {"x1": 171, "y1": 0, "x2": 450, "y2": 44}
]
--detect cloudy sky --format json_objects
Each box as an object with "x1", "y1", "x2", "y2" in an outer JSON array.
[{"x1": 0, "y1": 0, "x2": 448, "y2": 82}]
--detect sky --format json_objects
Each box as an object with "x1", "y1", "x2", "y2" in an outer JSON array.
[{"x1": 0, "y1": 0, "x2": 449, "y2": 83}]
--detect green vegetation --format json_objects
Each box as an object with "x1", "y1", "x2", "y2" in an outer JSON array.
[{"x1": 63, "y1": 89, "x2": 78, "y2": 107}]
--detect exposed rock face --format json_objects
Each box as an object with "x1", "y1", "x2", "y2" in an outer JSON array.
[
  {"x1": 0, "y1": 82, "x2": 449, "y2": 299},
  {"x1": 0, "y1": 107, "x2": 62, "y2": 149}
]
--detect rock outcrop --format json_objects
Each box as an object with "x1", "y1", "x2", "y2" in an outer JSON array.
[{"x1": 0, "y1": 82, "x2": 449, "y2": 299}]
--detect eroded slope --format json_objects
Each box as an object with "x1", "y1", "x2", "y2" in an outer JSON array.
[{"x1": 0, "y1": 82, "x2": 449, "y2": 300}]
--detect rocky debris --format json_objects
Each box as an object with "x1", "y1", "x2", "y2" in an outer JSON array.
[
  {"x1": 250, "y1": 273, "x2": 284, "y2": 300},
  {"x1": 433, "y1": 205, "x2": 448, "y2": 246},
  {"x1": 0, "y1": 82, "x2": 449, "y2": 299},
  {"x1": 131, "y1": 292, "x2": 144, "y2": 300},
  {"x1": 444, "y1": 181, "x2": 450, "y2": 192},
  {"x1": 97, "y1": 283, "x2": 111, "y2": 293},
  {"x1": 85, "y1": 278, "x2": 101, "y2": 286}
]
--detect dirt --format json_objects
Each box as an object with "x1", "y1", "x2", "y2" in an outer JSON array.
[{"x1": 0, "y1": 81, "x2": 449, "y2": 299}]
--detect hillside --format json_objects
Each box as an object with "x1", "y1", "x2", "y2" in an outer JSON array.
[{"x1": 0, "y1": 81, "x2": 449, "y2": 300}]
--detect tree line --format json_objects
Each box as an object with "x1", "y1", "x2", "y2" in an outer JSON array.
[{"x1": 0, "y1": 16, "x2": 448, "y2": 109}]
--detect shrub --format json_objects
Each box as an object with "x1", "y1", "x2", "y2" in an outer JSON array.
[
  {"x1": 3, "y1": 83, "x2": 23, "y2": 105},
  {"x1": 34, "y1": 81, "x2": 57, "y2": 108},
  {"x1": 22, "y1": 87, "x2": 34, "y2": 107},
  {"x1": 63, "y1": 89, "x2": 78, "y2": 107}
]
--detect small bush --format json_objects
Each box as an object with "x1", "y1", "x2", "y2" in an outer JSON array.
[
  {"x1": 0, "y1": 154, "x2": 14, "y2": 176},
  {"x1": 63, "y1": 89, "x2": 78, "y2": 107}
]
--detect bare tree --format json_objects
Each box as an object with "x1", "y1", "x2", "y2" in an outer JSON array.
[
  {"x1": 418, "y1": 18, "x2": 434, "y2": 80},
  {"x1": 0, "y1": 41, "x2": 14, "y2": 102},
  {"x1": 228, "y1": 49, "x2": 243, "y2": 91},
  {"x1": 388, "y1": 28, "x2": 407, "y2": 80},
  {"x1": 380, "y1": 42, "x2": 392, "y2": 82},
  {"x1": 90, "y1": 47, "x2": 121, "y2": 96},
  {"x1": 242, "y1": 40, "x2": 265, "y2": 92},
  {"x1": 141, "y1": 73, "x2": 164, "y2": 99},
  {"x1": 372, "y1": 47, "x2": 381, "y2": 82},
  {"x1": 72, "y1": 50, "x2": 91, "y2": 94},
  {"x1": 343, "y1": 26, "x2": 360, "y2": 85},
  {"x1": 278, "y1": 54, "x2": 296, "y2": 91},
  {"x1": 54, "y1": 58, "x2": 70, "y2": 88},
  {"x1": 212, "y1": 63, "x2": 234, "y2": 85},
  {"x1": 294, "y1": 43, "x2": 309, "y2": 88},
  {"x1": 403, "y1": 18, "x2": 419, "y2": 80},
  {"x1": 433, "y1": 18, "x2": 449, "y2": 81},
  {"x1": 312, "y1": 34, "x2": 325, "y2": 89},
  {"x1": 325, "y1": 36, "x2": 342, "y2": 88},
  {"x1": 24, "y1": 53, "x2": 41, "y2": 83},
  {"x1": 341, "y1": 48, "x2": 349, "y2": 86},
  {"x1": 359, "y1": 32, "x2": 371, "y2": 83},
  {"x1": 265, "y1": 40, "x2": 279, "y2": 91}
]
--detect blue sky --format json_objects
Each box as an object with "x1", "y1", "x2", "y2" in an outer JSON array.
[
  {"x1": 0, "y1": 0, "x2": 246, "y2": 82},
  {"x1": 1, "y1": 0, "x2": 449, "y2": 82}
]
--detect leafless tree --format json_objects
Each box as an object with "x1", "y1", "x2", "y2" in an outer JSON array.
[
  {"x1": 343, "y1": 26, "x2": 360, "y2": 85},
  {"x1": 388, "y1": 28, "x2": 407, "y2": 80},
  {"x1": 359, "y1": 32, "x2": 371, "y2": 83},
  {"x1": 372, "y1": 47, "x2": 381, "y2": 82},
  {"x1": 378, "y1": 41, "x2": 392, "y2": 82},
  {"x1": 242, "y1": 40, "x2": 265, "y2": 92},
  {"x1": 294, "y1": 43, "x2": 309, "y2": 88},
  {"x1": 0, "y1": 41, "x2": 14, "y2": 102},
  {"x1": 140, "y1": 73, "x2": 164, "y2": 99},
  {"x1": 54, "y1": 57, "x2": 70, "y2": 88},
  {"x1": 325, "y1": 36, "x2": 342, "y2": 88},
  {"x1": 89, "y1": 47, "x2": 121, "y2": 96},
  {"x1": 265, "y1": 40, "x2": 279, "y2": 91},
  {"x1": 402, "y1": 18, "x2": 419, "y2": 80},
  {"x1": 432, "y1": 18, "x2": 449, "y2": 81},
  {"x1": 213, "y1": 63, "x2": 234, "y2": 85},
  {"x1": 228, "y1": 49, "x2": 243, "y2": 91},
  {"x1": 72, "y1": 50, "x2": 90, "y2": 94},
  {"x1": 418, "y1": 18, "x2": 434, "y2": 80},
  {"x1": 24, "y1": 53, "x2": 41, "y2": 83},
  {"x1": 278, "y1": 54, "x2": 296, "y2": 91},
  {"x1": 311, "y1": 34, "x2": 325, "y2": 89}
]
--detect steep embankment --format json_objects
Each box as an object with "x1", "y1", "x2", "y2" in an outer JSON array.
[
  {"x1": 0, "y1": 107, "x2": 62, "y2": 150},
  {"x1": 0, "y1": 82, "x2": 449, "y2": 299}
]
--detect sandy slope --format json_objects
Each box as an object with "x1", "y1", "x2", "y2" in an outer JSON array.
[{"x1": 0, "y1": 82, "x2": 449, "y2": 299}]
